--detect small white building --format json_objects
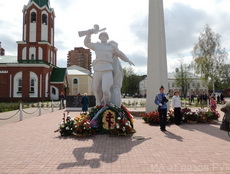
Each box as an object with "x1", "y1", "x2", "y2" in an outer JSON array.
[
  {"x1": 139, "y1": 72, "x2": 208, "y2": 97},
  {"x1": 67, "y1": 65, "x2": 93, "y2": 96}
]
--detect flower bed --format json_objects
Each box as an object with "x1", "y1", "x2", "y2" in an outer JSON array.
[
  {"x1": 55, "y1": 104, "x2": 136, "y2": 137},
  {"x1": 141, "y1": 107, "x2": 220, "y2": 125}
]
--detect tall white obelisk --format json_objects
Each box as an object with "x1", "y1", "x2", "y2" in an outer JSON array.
[{"x1": 146, "y1": 0, "x2": 168, "y2": 112}]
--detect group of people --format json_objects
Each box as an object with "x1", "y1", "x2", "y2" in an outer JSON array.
[
  {"x1": 154, "y1": 86, "x2": 181, "y2": 132},
  {"x1": 155, "y1": 86, "x2": 230, "y2": 132}
]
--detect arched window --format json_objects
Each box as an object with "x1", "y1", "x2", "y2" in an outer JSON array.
[
  {"x1": 31, "y1": 54, "x2": 35, "y2": 60},
  {"x1": 73, "y1": 79, "x2": 78, "y2": 84},
  {"x1": 30, "y1": 79, "x2": 35, "y2": 93},
  {"x1": 42, "y1": 14, "x2": 47, "y2": 25},
  {"x1": 52, "y1": 87, "x2": 56, "y2": 95},
  {"x1": 18, "y1": 79, "x2": 22, "y2": 92},
  {"x1": 31, "y1": 12, "x2": 36, "y2": 23}
]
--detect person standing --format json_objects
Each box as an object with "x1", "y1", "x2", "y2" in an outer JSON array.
[
  {"x1": 81, "y1": 93, "x2": 89, "y2": 114},
  {"x1": 154, "y1": 86, "x2": 169, "y2": 131},
  {"x1": 172, "y1": 90, "x2": 182, "y2": 125},
  {"x1": 59, "y1": 92, "x2": 65, "y2": 109}
]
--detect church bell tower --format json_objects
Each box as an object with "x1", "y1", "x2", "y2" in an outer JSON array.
[{"x1": 17, "y1": 0, "x2": 57, "y2": 66}]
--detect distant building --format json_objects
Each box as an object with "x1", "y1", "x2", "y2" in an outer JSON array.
[
  {"x1": 0, "y1": 42, "x2": 5, "y2": 56},
  {"x1": 0, "y1": 0, "x2": 68, "y2": 101},
  {"x1": 67, "y1": 65, "x2": 93, "y2": 96},
  {"x1": 67, "y1": 47, "x2": 92, "y2": 72},
  {"x1": 139, "y1": 72, "x2": 208, "y2": 97}
]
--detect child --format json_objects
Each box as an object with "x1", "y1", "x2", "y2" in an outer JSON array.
[{"x1": 210, "y1": 96, "x2": 217, "y2": 110}]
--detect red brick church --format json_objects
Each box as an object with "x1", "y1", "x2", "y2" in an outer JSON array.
[{"x1": 0, "y1": 0, "x2": 67, "y2": 101}]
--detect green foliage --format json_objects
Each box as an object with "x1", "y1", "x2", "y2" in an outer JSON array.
[
  {"x1": 191, "y1": 24, "x2": 228, "y2": 91},
  {"x1": 121, "y1": 67, "x2": 142, "y2": 96},
  {"x1": 174, "y1": 60, "x2": 193, "y2": 98},
  {"x1": 0, "y1": 103, "x2": 19, "y2": 112}
]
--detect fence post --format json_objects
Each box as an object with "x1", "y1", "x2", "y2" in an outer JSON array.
[
  {"x1": 39, "y1": 102, "x2": 41, "y2": 116},
  {"x1": 19, "y1": 102, "x2": 23, "y2": 121},
  {"x1": 52, "y1": 101, "x2": 54, "y2": 112}
]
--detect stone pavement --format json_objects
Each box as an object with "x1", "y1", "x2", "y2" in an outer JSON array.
[{"x1": 0, "y1": 105, "x2": 230, "y2": 174}]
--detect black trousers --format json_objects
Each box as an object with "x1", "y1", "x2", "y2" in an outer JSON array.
[
  {"x1": 174, "y1": 107, "x2": 181, "y2": 125},
  {"x1": 158, "y1": 108, "x2": 167, "y2": 130}
]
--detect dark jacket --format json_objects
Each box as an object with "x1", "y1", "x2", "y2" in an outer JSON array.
[{"x1": 221, "y1": 101, "x2": 230, "y2": 122}]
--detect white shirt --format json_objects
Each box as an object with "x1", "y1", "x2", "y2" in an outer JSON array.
[{"x1": 172, "y1": 95, "x2": 181, "y2": 108}]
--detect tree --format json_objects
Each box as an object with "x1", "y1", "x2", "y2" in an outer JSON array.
[
  {"x1": 121, "y1": 67, "x2": 142, "y2": 96},
  {"x1": 191, "y1": 25, "x2": 228, "y2": 92},
  {"x1": 174, "y1": 60, "x2": 192, "y2": 99},
  {"x1": 220, "y1": 64, "x2": 230, "y2": 90}
]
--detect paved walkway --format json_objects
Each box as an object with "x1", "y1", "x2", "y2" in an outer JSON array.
[{"x1": 0, "y1": 105, "x2": 230, "y2": 174}]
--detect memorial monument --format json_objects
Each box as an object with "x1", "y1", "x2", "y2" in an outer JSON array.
[
  {"x1": 78, "y1": 25, "x2": 134, "y2": 107},
  {"x1": 146, "y1": 0, "x2": 168, "y2": 112}
]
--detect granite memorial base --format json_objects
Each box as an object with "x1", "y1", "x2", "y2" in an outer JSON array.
[{"x1": 66, "y1": 95, "x2": 96, "y2": 111}]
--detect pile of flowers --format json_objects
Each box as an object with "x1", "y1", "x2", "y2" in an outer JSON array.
[
  {"x1": 56, "y1": 113, "x2": 94, "y2": 137},
  {"x1": 141, "y1": 107, "x2": 220, "y2": 125},
  {"x1": 181, "y1": 108, "x2": 220, "y2": 123},
  {"x1": 56, "y1": 104, "x2": 136, "y2": 137},
  {"x1": 56, "y1": 113, "x2": 74, "y2": 136},
  {"x1": 196, "y1": 108, "x2": 220, "y2": 123},
  {"x1": 74, "y1": 114, "x2": 95, "y2": 136},
  {"x1": 141, "y1": 111, "x2": 160, "y2": 124},
  {"x1": 110, "y1": 115, "x2": 136, "y2": 135}
]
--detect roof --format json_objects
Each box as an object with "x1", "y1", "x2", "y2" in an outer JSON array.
[
  {"x1": 168, "y1": 72, "x2": 200, "y2": 79},
  {"x1": 0, "y1": 56, "x2": 18, "y2": 64},
  {"x1": 142, "y1": 72, "x2": 200, "y2": 80},
  {"x1": 67, "y1": 65, "x2": 91, "y2": 75},
  {"x1": 67, "y1": 69, "x2": 89, "y2": 75},
  {"x1": 50, "y1": 68, "x2": 66, "y2": 83},
  {"x1": 30, "y1": 0, "x2": 50, "y2": 8}
]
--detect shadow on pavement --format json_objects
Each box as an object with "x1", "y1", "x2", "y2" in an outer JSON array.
[
  {"x1": 57, "y1": 134, "x2": 151, "y2": 169},
  {"x1": 163, "y1": 131, "x2": 183, "y2": 142},
  {"x1": 180, "y1": 122, "x2": 230, "y2": 142}
]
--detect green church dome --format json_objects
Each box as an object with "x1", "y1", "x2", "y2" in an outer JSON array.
[{"x1": 30, "y1": 0, "x2": 50, "y2": 8}]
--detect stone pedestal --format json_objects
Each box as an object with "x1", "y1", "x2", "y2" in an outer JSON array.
[{"x1": 146, "y1": 0, "x2": 168, "y2": 113}]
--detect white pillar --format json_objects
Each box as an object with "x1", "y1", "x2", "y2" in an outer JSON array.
[{"x1": 146, "y1": 0, "x2": 168, "y2": 113}]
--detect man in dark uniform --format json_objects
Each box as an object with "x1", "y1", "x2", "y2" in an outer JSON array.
[{"x1": 154, "y1": 86, "x2": 168, "y2": 131}]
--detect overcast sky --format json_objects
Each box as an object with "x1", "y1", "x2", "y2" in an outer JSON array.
[{"x1": 0, "y1": 0, "x2": 230, "y2": 74}]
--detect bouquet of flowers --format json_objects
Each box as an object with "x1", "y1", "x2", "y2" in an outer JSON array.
[
  {"x1": 141, "y1": 111, "x2": 159, "y2": 124},
  {"x1": 167, "y1": 109, "x2": 174, "y2": 123},
  {"x1": 57, "y1": 113, "x2": 74, "y2": 136},
  {"x1": 186, "y1": 112, "x2": 198, "y2": 122},
  {"x1": 110, "y1": 116, "x2": 136, "y2": 135},
  {"x1": 74, "y1": 114, "x2": 94, "y2": 136}
]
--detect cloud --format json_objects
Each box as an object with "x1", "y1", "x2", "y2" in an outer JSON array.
[
  {"x1": 0, "y1": 34, "x2": 18, "y2": 56},
  {"x1": 164, "y1": 3, "x2": 209, "y2": 56}
]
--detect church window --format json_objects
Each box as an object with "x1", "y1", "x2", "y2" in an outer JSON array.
[
  {"x1": 31, "y1": 12, "x2": 36, "y2": 23},
  {"x1": 73, "y1": 79, "x2": 78, "y2": 84},
  {"x1": 52, "y1": 87, "x2": 56, "y2": 95},
  {"x1": 31, "y1": 54, "x2": 35, "y2": 60},
  {"x1": 42, "y1": 14, "x2": 47, "y2": 25},
  {"x1": 18, "y1": 79, "x2": 22, "y2": 92},
  {"x1": 30, "y1": 79, "x2": 35, "y2": 93}
]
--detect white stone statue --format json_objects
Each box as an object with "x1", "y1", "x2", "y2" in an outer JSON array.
[
  {"x1": 109, "y1": 41, "x2": 123, "y2": 107},
  {"x1": 79, "y1": 24, "x2": 134, "y2": 106}
]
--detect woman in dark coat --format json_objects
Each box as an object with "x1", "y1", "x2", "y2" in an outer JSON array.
[
  {"x1": 221, "y1": 101, "x2": 230, "y2": 123},
  {"x1": 81, "y1": 93, "x2": 89, "y2": 113}
]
